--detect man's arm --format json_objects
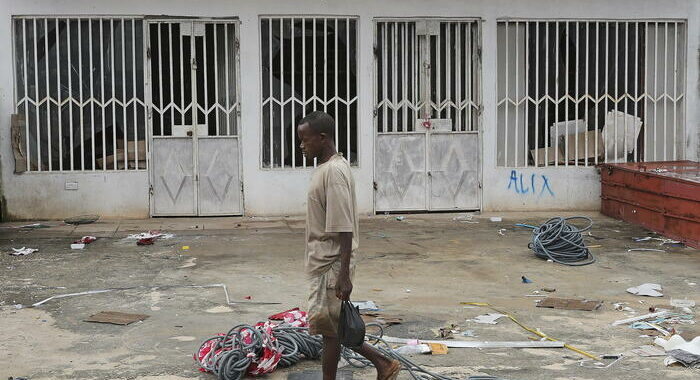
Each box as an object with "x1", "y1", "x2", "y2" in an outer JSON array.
[{"x1": 335, "y1": 231, "x2": 353, "y2": 301}]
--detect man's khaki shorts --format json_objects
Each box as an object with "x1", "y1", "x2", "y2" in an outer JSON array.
[{"x1": 307, "y1": 261, "x2": 355, "y2": 337}]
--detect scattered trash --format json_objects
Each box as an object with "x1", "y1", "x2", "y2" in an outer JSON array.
[
  {"x1": 627, "y1": 283, "x2": 664, "y2": 297},
  {"x1": 360, "y1": 312, "x2": 402, "y2": 326},
  {"x1": 85, "y1": 311, "x2": 150, "y2": 325},
  {"x1": 629, "y1": 322, "x2": 670, "y2": 336},
  {"x1": 469, "y1": 313, "x2": 506, "y2": 325},
  {"x1": 70, "y1": 243, "x2": 85, "y2": 250},
  {"x1": 127, "y1": 230, "x2": 175, "y2": 240},
  {"x1": 137, "y1": 237, "x2": 156, "y2": 246},
  {"x1": 74, "y1": 236, "x2": 97, "y2": 244},
  {"x1": 453, "y1": 214, "x2": 479, "y2": 224},
  {"x1": 611, "y1": 310, "x2": 670, "y2": 326},
  {"x1": 182, "y1": 246, "x2": 190, "y2": 251},
  {"x1": 394, "y1": 344, "x2": 431, "y2": 355},
  {"x1": 541, "y1": 288, "x2": 556, "y2": 293},
  {"x1": 670, "y1": 299, "x2": 696, "y2": 308},
  {"x1": 244, "y1": 296, "x2": 252, "y2": 300},
  {"x1": 433, "y1": 324, "x2": 460, "y2": 339},
  {"x1": 372, "y1": 288, "x2": 383, "y2": 292},
  {"x1": 630, "y1": 345, "x2": 667, "y2": 357},
  {"x1": 17, "y1": 283, "x2": 272, "y2": 309},
  {"x1": 627, "y1": 248, "x2": 666, "y2": 252},
  {"x1": 514, "y1": 223, "x2": 537, "y2": 229},
  {"x1": 536, "y1": 297, "x2": 603, "y2": 311},
  {"x1": 489, "y1": 217, "x2": 503, "y2": 222},
  {"x1": 521, "y1": 276, "x2": 533, "y2": 284},
  {"x1": 461, "y1": 330, "x2": 477, "y2": 337},
  {"x1": 579, "y1": 355, "x2": 624, "y2": 369},
  {"x1": 613, "y1": 303, "x2": 635, "y2": 313},
  {"x1": 497, "y1": 228, "x2": 507, "y2": 236},
  {"x1": 9, "y1": 247, "x2": 38, "y2": 256},
  {"x1": 351, "y1": 300, "x2": 380, "y2": 311},
  {"x1": 427, "y1": 342, "x2": 449, "y2": 355},
  {"x1": 654, "y1": 335, "x2": 700, "y2": 368},
  {"x1": 405, "y1": 289, "x2": 412, "y2": 293},
  {"x1": 395, "y1": 216, "x2": 405, "y2": 221},
  {"x1": 19, "y1": 223, "x2": 50, "y2": 229},
  {"x1": 64, "y1": 214, "x2": 100, "y2": 225},
  {"x1": 382, "y1": 336, "x2": 564, "y2": 348}
]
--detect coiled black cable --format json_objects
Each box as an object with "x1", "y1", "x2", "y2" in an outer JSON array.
[{"x1": 528, "y1": 216, "x2": 595, "y2": 266}]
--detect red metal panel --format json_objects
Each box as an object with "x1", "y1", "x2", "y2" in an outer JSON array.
[{"x1": 600, "y1": 160, "x2": 700, "y2": 249}]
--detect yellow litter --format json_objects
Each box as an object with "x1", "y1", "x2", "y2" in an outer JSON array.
[{"x1": 461, "y1": 302, "x2": 600, "y2": 361}]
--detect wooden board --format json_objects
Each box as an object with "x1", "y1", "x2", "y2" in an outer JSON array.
[
  {"x1": 85, "y1": 311, "x2": 150, "y2": 325},
  {"x1": 536, "y1": 297, "x2": 602, "y2": 311}
]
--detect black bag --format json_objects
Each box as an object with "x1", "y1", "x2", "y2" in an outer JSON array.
[{"x1": 338, "y1": 300, "x2": 365, "y2": 348}]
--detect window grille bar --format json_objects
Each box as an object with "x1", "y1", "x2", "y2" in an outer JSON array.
[
  {"x1": 382, "y1": 23, "x2": 387, "y2": 133},
  {"x1": 88, "y1": 19, "x2": 95, "y2": 170},
  {"x1": 132, "y1": 19, "x2": 139, "y2": 168},
  {"x1": 346, "y1": 18, "x2": 351, "y2": 161},
  {"x1": 121, "y1": 19, "x2": 128, "y2": 169},
  {"x1": 663, "y1": 22, "x2": 668, "y2": 161},
  {"x1": 291, "y1": 18, "x2": 296, "y2": 167},
  {"x1": 213, "y1": 23, "x2": 219, "y2": 136},
  {"x1": 169, "y1": 23, "x2": 175, "y2": 138},
  {"x1": 79, "y1": 19, "x2": 85, "y2": 170},
  {"x1": 515, "y1": 21, "x2": 519, "y2": 166},
  {"x1": 100, "y1": 20, "x2": 106, "y2": 168},
  {"x1": 44, "y1": 19, "x2": 52, "y2": 171},
  {"x1": 673, "y1": 22, "x2": 678, "y2": 160},
  {"x1": 33, "y1": 19, "x2": 41, "y2": 170},
  {"x1": 504, "y1": 21, "x2": 508, "y2": 166},
  {"x1": 57, "y1": 18, "x2": 64, "y2": 171},
  {"x1": 225, "y1": 23, "x2": 231, "y2": 136},
  {"x1": 280, "y1": 19, "x2": 285, "y2": 166},
  {"x1": 268, "y1": 19, "x2": 273, "y2": 166},
  {"x1": 652, "y1": 22, "x2": 658, "y2": 161},
  {"x1": 534, "y1": 22, "x2": 539, "y2": 167}
]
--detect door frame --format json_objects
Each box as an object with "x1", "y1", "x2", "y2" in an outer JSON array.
[
  {"x1": 371, "y1": 17, "x2": 484, "y2": 213},
  {"x1": 145, "y1": 17, "x2": 243, "y2": 216}
]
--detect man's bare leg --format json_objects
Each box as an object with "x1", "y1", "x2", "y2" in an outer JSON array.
[
  {"x1": 322, "y1": 336, "x2": 342, "y2": 380},
  {"x1": 351, "y1": 342, "x2": 398, "y2": 378}
]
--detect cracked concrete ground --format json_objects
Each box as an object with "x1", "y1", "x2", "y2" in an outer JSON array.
[{"x1": 0, "y1": 212, "x2": 698, "y2": 380}]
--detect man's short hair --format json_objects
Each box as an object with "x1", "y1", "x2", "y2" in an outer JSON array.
[{"x1": 298, "y1": 111, "x2": 335, "y2": 139}]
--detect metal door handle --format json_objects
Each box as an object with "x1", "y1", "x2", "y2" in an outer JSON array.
[{"x1": 187, "y1": 131, "x2": 193, "y2": 137}]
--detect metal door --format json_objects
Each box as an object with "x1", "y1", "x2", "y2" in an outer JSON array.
[
  {"x1": 374, "y1": 19, "x2": 482, "y2": 212},
  {"x1": 147, "y1": 20, "x2": 242, "y2": 216}
]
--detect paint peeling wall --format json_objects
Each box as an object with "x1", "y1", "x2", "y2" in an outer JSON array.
[{"x1": 0, "y1": 0, "x2": 697, "y2": 219}]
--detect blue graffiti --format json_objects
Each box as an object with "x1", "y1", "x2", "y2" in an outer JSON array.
[{"x1": 508, "y1": 170, "x2": 554, "y2": 197}]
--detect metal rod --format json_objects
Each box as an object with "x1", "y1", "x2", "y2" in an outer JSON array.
[
  {"x1": 179, "y1": 23, "x2": 185, "y2": 137},
  {"x1": 534, "y1": 22, "x2": 539, "y2": 167},
  {"x1": 382, "y1": 23, "x2": 387, "y2": 132},
  {"x1": 33, "y1": 19, "x2": 41, "y2": 170},
  {"x1": 291, "y1": 18, "x2": 296, "y2": 167},
  {"x1": 79, "y1": 19, "x2": 86, "y2": 170},
  {"x1": 268, "y1": 18, "x2": 273, "y2": 166},
  {"x1": 446, "y1": 22, "x2": 451, "y2": 123},
  {"x1": 158, "y1": 23, "x2": 163, "y2": 139},
  {"x1": 575, "y1": 22, "x2": 579, "y2": 166},
  {"x1": 564, "y1": 21, "x2": 569, "y2": 166},
  {"x1": 346, "y1": 18, "x2": 351, "y2": 161},
  {"x1": 584, "y1": 22, "x2": 589, "y2": 165},
  {"x1": 436, "y1": 21, "x2": 441, "y2": 120},
  {"x1": 56, "y1": 18, "x2": 63, "y2": 171},
  {"x1": 604, "y1": 22, "x2": 609, "y2": 163},
  {"x1": 504, "y1": 21, "x2": 508, "y2": 166},
  {"x1": 595, "y1": 22, "x2": 599, "y2": 164},
  {"x1": 653, "y1": 22, "x2": 658, "y2": 161},
  {"x1": 87, "y1": 19, "x2": 95, "y2": 170},
  {"x1": 402, "y1": 22, "x2": 408, "y2": 132},
  {"x1": 467, "y1": 23, "x2": 472, "y2": 131},
  {"x1": 554, "y1": 21, "x2": 559, "y2": 166},
  {"x1": 100, "y1": 19, "x2": 106, "y2": 168},
  {"x1": 524, "y1": 22, "x2": 529, "y2": 166},
  {"x1": 663, "y1": 22, "x2": 668, "y2": 160},
  {"x1": 132, "y1": 19, "x2": 139, "y2": 168},
  {"x1": 613, "y1": 22, "x2": 619, "y2": 163},
  {"x1": 392, "y1": 22, "x2": 397, "y2": 131},
  {"x1": 515, "y1": 21, "x2": 519, "y2": 166},
  {"x1": 302, "y1": 18, "x2": 306, "y2": 167},
  {"x1": 45, "y1": 19, "x2": 52, "y2": 171},
  {"x1": 334, "y1": 18, "x2": 338, "y2": 148},
  {"x1": 68, "y1": 19, "x2": 76, "y2": 170},
  {"x1": 280, "y1": 19, "x2": 285, "y2": 166},
  {"x1": 111, "y1": 19, "x2": 117, "y2": 170},
  {"x1": 544, "y1": 21, "x2": 549, "y2": 166},
  {"x1": 213, "y1": 23, "x2": 219, "y2": 136},
  {"x1": 324, "y1": 18, "x2": 327, "y2": 115},
  {"x1": 455, "y1": 22, "x2": 461, "y2": 131},
  {"x1": 169, "y1": 22, "x2": 175, "y2": 138},
  {"x1": 624, "y1": 22, "x2": 629, "y2": 163},
  {"x1": 672, "y1": 22, "x2": 678, "y2": 160},
  {"x1": 225, "y1": 23, "x2": 230, "y2": 136},
  {"x1": 634, "y1": 22, "x2": 639, "y2": 162},
  {"x1": 203, "y1": 22, "x2": 209, "y2": 135},
  {"x1": 121, "y1": 19, "x2": 127, "y2": 169}
]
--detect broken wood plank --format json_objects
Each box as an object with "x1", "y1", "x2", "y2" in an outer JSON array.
[
  {"x1": 536, "y1": 297, "x2": 603, "y2": 311},
  {"x1": 611, "y1": 310, "x2": 670, "y2": 326},
  {"x1": 85, "y1": 311, "x2": 150, "y2": 325}
]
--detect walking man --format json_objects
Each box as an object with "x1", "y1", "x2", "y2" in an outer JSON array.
[{"x1": 297, "y1": 111, "x2": 401, "y2": 380}]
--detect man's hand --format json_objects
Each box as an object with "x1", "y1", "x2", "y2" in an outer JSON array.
[{"x1": 335, "y1": 273, "x2": 353, "y2": 301}]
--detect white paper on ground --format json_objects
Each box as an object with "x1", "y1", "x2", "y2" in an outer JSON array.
[
  {"x1": 351, "y1": 300, "x2": 379, "y2": 311},
  {"x1": 469, "y1": 313, "x2": 507, "y2": 324},
  {"x1": 394, "y1": 344, "x2": 432, "y2": 355},
  {"x1": 10, "y1": 247, "x2": 38, "y2": 256},
  {"x1": 627, "y1": 283, "x2": 663, "y2": 297},
  {"x1": 654, "y1": 335, "x2": 700, "y2": 367}
]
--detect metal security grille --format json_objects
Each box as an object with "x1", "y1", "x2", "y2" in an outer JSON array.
[
  {"x1": 497, "y1": 20, "x2": 686, "y2": 167},
  {"x1": 260, "y1": 16, "x2": 358, "y2": 168},
  {"x1": 148, "y1": 22, "x2": 239, "y2": 138},
  {"x1": 13, "y1": 17, "x2": 146, "y2": 171},
  {"x1": 375, "y1": 19, "x2": 481, "y2": 132}
]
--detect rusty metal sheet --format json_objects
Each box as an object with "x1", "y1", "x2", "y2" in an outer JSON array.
[
  {"x1": 600, "y1": 161, "x2": 700, "y2": 249},
  {"x1": 85, "y1": 311, "x2": 150, "y2": 325},
  {"x1": 536, "y1": 297, "x2": 603, "y2": 311}
]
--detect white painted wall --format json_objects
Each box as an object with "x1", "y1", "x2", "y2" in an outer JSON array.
[{"x1": 0, "y1": 0, "x2": 697, "y2": 219}]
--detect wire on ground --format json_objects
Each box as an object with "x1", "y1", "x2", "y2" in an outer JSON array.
[{"x1": 528, "y1": 216, "x2": 596, "y2": 266}]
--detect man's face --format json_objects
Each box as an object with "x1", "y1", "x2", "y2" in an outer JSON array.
[{"x1": 297, "y1": 123, "x2": 324, "y2": 160}]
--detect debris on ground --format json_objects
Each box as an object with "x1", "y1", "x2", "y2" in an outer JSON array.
[
  {"x1": 489, "y1": 217, "x2": 503, "y2": 222},
  {"x1": 74, "y1": 236, "x2": 97, "y2": 244},
  {"x1": 19, "y1": 223, "x2": 51, "y2": 229},
  {"x1": 453, "y1": 214, "x2": 479, "y2": 223},
  {"x1": 541, "y1": 288, "x2": 556, "y2": 292},
  {"x1": 432, "y1": 324, "x2": 460, "y2": 339},
  {"x1": 71, "y1": 243, "x2": 86, "y2": 249},
  {"x1": 498, "y1": 228, "x2": 507, "y2": 236},
  {"x1": 536, "y1": 297, "x2": 603, "y2": 311},
  {"x1": 627, "y1": 283, "x2": 664, "y2": 297},
  {"x1": 394, "y1": 343, "x2": 431, "y2": 355},
  {"x1": 612, "y1": 310, "x2": 671, "y2": 326},
  {"x1": 395, "y1": 216, "x2": 405, "y2": 221},
  {"x1": 461, "y1": 330, "x2": 477, "y2": 337},
  {"x1": 521, "y1": 276, "x2": 533, "y2": 284},
  {"x1": 383, "y1": 336, "x2": 565, "y2": 349},
  {"x1": 613, "y1": 303, "x2": 636, "y2": 312},
  {"x1": 469, "y1": 313, "x2": 506, "y2": 325},
  {"x1": 528, "y1": 216, "x2": 595, "y2": 266},
  {"x1": 85, "y1": 311, "x2": 150, "y2": 325},
  {"x1": 127, "y1": 230, "x2": 174, "y2": 246},
  {"x1": 360, "y1": 312, "x2": 402, "y2": 326},
  {"x1": 427, "y1": 342, "x2": 449, "y2": 355},
  {"x1": 654, "y1": 335, "x2": 700, "y2": 368},
  {"x1": 670, "y1": 299, "x2": 696, "y2": 308},
  {"x1": 630, "y1": 345, "x2": 667, "y2": 357},
  {"x1": 64, "y1": 214, "x2": 100, "y2": 225},
  {"x1": 9, "y1": 247, "x2": 38, "y2": 256},
  {"x1": 351, "y1": 300, "x2": 379, "y2": 311},
  {"x1": 627, "y1": 248, "x2": 666, "y2": 252}
]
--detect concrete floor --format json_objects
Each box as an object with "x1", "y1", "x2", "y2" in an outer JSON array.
[{"x1": 0, "y1": 212, "x2": 698, "y2": 380}]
